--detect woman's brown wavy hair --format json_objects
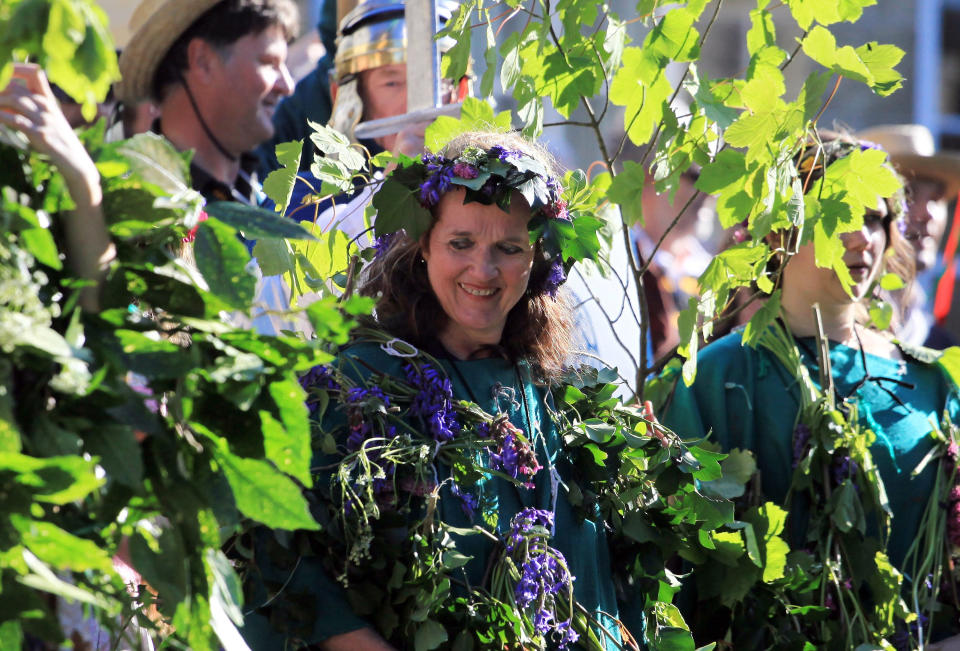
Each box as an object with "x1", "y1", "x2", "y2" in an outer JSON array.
[{"x1": 357, "y1": 130, "x2": 575, "y2": 381}]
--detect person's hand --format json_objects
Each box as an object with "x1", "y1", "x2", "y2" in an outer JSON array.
[
  {"x1": 319, "y1": 627, "x2": 397, "y2": 650},
  {"x1": 0, "y1": 63, "x2": 113, "y2": 312},
  {"x1": 392, "y1": 120, "x2": 429, "y2": 159},
  {"x1": 0, "y1": 64, "x2": 100, "y2": 198},
  {"x1": 930, "y1": 634, "x2": 960, "y2": 650}
]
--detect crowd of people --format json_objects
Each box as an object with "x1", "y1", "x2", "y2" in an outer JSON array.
[{"x1": 6, "y1": 0, "x2": 960, "y2": 648}]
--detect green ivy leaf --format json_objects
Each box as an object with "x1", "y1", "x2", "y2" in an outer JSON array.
[
  {"x1": 414, "y1": 619, "x2": 449, "y2": 651},
  {"x1": 742, "y1": 289, "x2": 782, "y2": 347},
  {"x1": 610, "y1": 47, "x2": 673, "y2": 146},
  {"x1": 262, "y1": 140, "x2": 303, "y2": 213},
  {"x1": 373, "y1": 177, "x2": 432, "y2": 241}
]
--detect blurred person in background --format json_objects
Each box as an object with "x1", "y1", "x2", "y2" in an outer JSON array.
[
  {"x1": 632, "y1": 165, "x2": 714, "y2": 360},
  {"x1": 281, "y1": 0, "x2": 467, "y2": 241},
  {"x1": 858, "y1": 124, "x2": 960, "y2": 349},
  {"x1": 117, "y1": 0, "x2": 299, "y2": 207}
]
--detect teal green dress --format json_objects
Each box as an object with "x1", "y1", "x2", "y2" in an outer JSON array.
[
  {"x1": 242, "y1": 341, "x2": 632, "y2": 648},
  {"x1": 664, "y1": 330, "x2": 959, "y2": 568}
]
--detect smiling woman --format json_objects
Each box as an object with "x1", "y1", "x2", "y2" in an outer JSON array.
[{"x1": 241, "y1": 131, "x2": 643, "y2": 650}]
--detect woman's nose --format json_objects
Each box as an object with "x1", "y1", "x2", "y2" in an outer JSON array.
[
  {"x1": 841, "y1": 224, "x2": 870, "y2": 250},
  {"x1": 470, "y1": 250, "x2": 499, "y2": 279}
]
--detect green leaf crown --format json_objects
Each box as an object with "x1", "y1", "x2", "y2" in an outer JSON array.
[{"x1": 374, "y1": 145, "x2": 578, "y2": 297}]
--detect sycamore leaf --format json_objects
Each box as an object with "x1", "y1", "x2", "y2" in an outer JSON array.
[
  {"x1": 425, "y1": 97, "x2": 512, "y2": 153},
  {"x1": 646, "y1": 7, "x2": 700, "y2": 62},
  {"x1": 741, "y1": 64, "x2": 785, "y2": 114},
  {"x1": 262, "y1": 140, "x2": 303, "y2": 213},
  {"x1": 746, "y1": 8, "x2": 776, "y2": 56},
  {"x1": 856, "y1": 41, "x2": 904, "y2": 96},
  {"x1": 610, "y1": 47, "x2": 673, "y2": 146},
  {"x1": 607, "y1": 161, "x2": 647, "y2": 226},
  {"x1": 308, "y1": 121, "x2": 366, "y2": 171},
  {"x1": 685, "y1": 71, "x2": 739, "y2": 130}
]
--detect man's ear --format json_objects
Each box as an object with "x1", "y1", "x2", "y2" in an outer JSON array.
[{"x1": 185, "y1": 38, "x2": 223, "y2": 83}]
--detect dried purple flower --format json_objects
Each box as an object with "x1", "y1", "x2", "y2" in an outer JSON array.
[
  {"x1": 452, "y1": 162, "x2": 479, "y2": 179},
  {"x1": 488, "y1": 418, "x2": 542, "y2": 488}
]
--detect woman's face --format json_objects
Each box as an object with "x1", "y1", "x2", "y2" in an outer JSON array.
[
  {"x1": 422, "y1": 189, "x2": 535, "y2": 356},
  {"x1": 784, "y1": 199, "x2": 889, "y2": 304}
]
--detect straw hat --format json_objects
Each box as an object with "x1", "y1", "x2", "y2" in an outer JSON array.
[
  {"x1": 116, "y1": 0, "x2": 223, "y2": 103},
  {"x1": 857, "y1": 124, "x2": 960, "y2": 199}
]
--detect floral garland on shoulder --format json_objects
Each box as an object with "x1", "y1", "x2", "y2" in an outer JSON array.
[{"x1": 281, "y1": 329, "x2": 744, "y2": 650}]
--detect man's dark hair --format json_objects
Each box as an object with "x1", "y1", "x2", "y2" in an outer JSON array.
[{"x1": 152, "y1": 0, "x2": 298, "y2": 102}]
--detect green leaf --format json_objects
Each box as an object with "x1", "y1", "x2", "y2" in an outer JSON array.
[
  {"x1": 0, "y1": 452, "x2": 103, "y2": 504},
  {"x1": 18, "y1": 549, "x2": 111, "y2": 609},
  {"x1": 252, "y1": 237, "x2": 296, "y2": 276},
  {"x1": 610, "y1": 47, "x2": 673, "y2": 146},
  {"x1": 742, "y1": 289, "x2": 781, "y2": 347},
  {"x1": 373, "y1": 177, "x2": 432, "y2": 241},
  {"x1": 194, "y1": 218, "x2": 256, "y2": 310},
  {"x1": 82, "y1": 425, "x2": 143, "y2": 488},
  {"x1": 11, "y1": 515, "x2": 113, "y2": 573},
  {"x1": 0, "y1": 360, "x2": 23, "y2": 453},
  {"x1": 879, "y1": 272, "x2": 905, "y2": 291},
  {"x1": 262, "y1": 140, "x2": 304, "y2": 213},
  {"x1": 647, "y1": 8, "x2": 700, "y2": 62},
  {"x1": 701, "y1": 448, "x2": 757, "y2": 499},
  {"x1": 425, "y1": 99, "x2": 513, "y2": 155},
  {"x1": 262, "y1": 379, "x2": 312, "y2": 486},
  {"x1": 607, "y1": 161, "x2": 647, "y2": 226},
  {"x1": 414, "y1": 619, "x2": 449, "y2": 651},
  {"x1": 856, "y1": 41, "x2": 904, "y2": 96},
  {"x1": 213, "y1": 447, "x2": 319, "y2": 530},
  {"x1": 20, "y1": 226, "x2": 62, "y2": 271},
  {"x1": 205, "y1": 201, "x2": 317, "y2": 240},
  {"x1": 115, "y1": 133, "x2": 191, "y2": 194},
  {"x1": 308, "y1": 120, "x2": 367, "y2": 171},
  {"x1": 869, "y1": 298, "x2": 893, "y2": 331}
]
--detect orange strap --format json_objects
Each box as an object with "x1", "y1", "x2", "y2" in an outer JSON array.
[{"x1": 934, "y1": 192, "x2": 960, "y2": 324}]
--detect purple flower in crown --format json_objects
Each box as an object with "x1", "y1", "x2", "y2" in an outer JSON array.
[
  {"x1": 418, "y1": 154, "x2": 455, "y2": 207},
  {"x1": 542, "y1": 260, "x2": 566, "y2": 298},
  {"x1": 489, "y1": 145, "x2": 515, "y2": 161},
  {"x1": 345, "y1": 386, "x2": 390, "y2": 451},
  {"x1": 300, "y1": 365, "x2": 341, "y2": 417},
  {"x1": 452, "y1": 162, "x2": 479, "y2": 179},
  {"x1": 373, "y1": 232, "x2": 398, "y2": 259},
  {"x1": 859, "y1": 139, "x2": 883, "y2": 152},
  {"x1": 451, "y1": 483, "x2": 478, "y2": 519},
  {"x1": 554, "y1": 621, "x2": 579, "y2": 649}
]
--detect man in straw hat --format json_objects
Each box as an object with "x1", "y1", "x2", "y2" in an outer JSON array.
[
  {"x1": 858, "y1": 123, "x2": 960, "y2": 348},
  {"x1": 117, "y1": 0, "x2": 299, "y2": 206}
]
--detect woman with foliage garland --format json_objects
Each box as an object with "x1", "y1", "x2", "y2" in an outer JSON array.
[
  {"x1": 664, "y1": 131, "x2": 960, "y2": 649},
  {"x1": 241, "y1": 131, "x2": 648, "y2": 650}
]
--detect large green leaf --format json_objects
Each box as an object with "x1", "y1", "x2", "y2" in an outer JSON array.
[
  {"x1": 262, "y1": 379, "x2": 311, "y2": 486},
  {"x1": 213, "y1": 446, "x2": 319, "y2": 530},
  {"x1": 193, "y1": 218, "x2": 256, "y2": 310},
  {"x1": 11, "y1": 515, "x2": 113, "y2": 573},
  {"x1": 425, "y1": 97, "x2": 512, "y2": 154},
  {"x1": 262, "y1": 140, "x2": 303, "y2": 214},
  {"x1": 0, "y1": 452, "x2": 103, "y2": 504},
  {"x1": 205, "y1": 201, "x2": 317, "y2": 241}
]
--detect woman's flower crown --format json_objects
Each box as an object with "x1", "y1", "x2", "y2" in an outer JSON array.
[{"x1": 372, "y1": 145, "x2": 579, "y2": 298}]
